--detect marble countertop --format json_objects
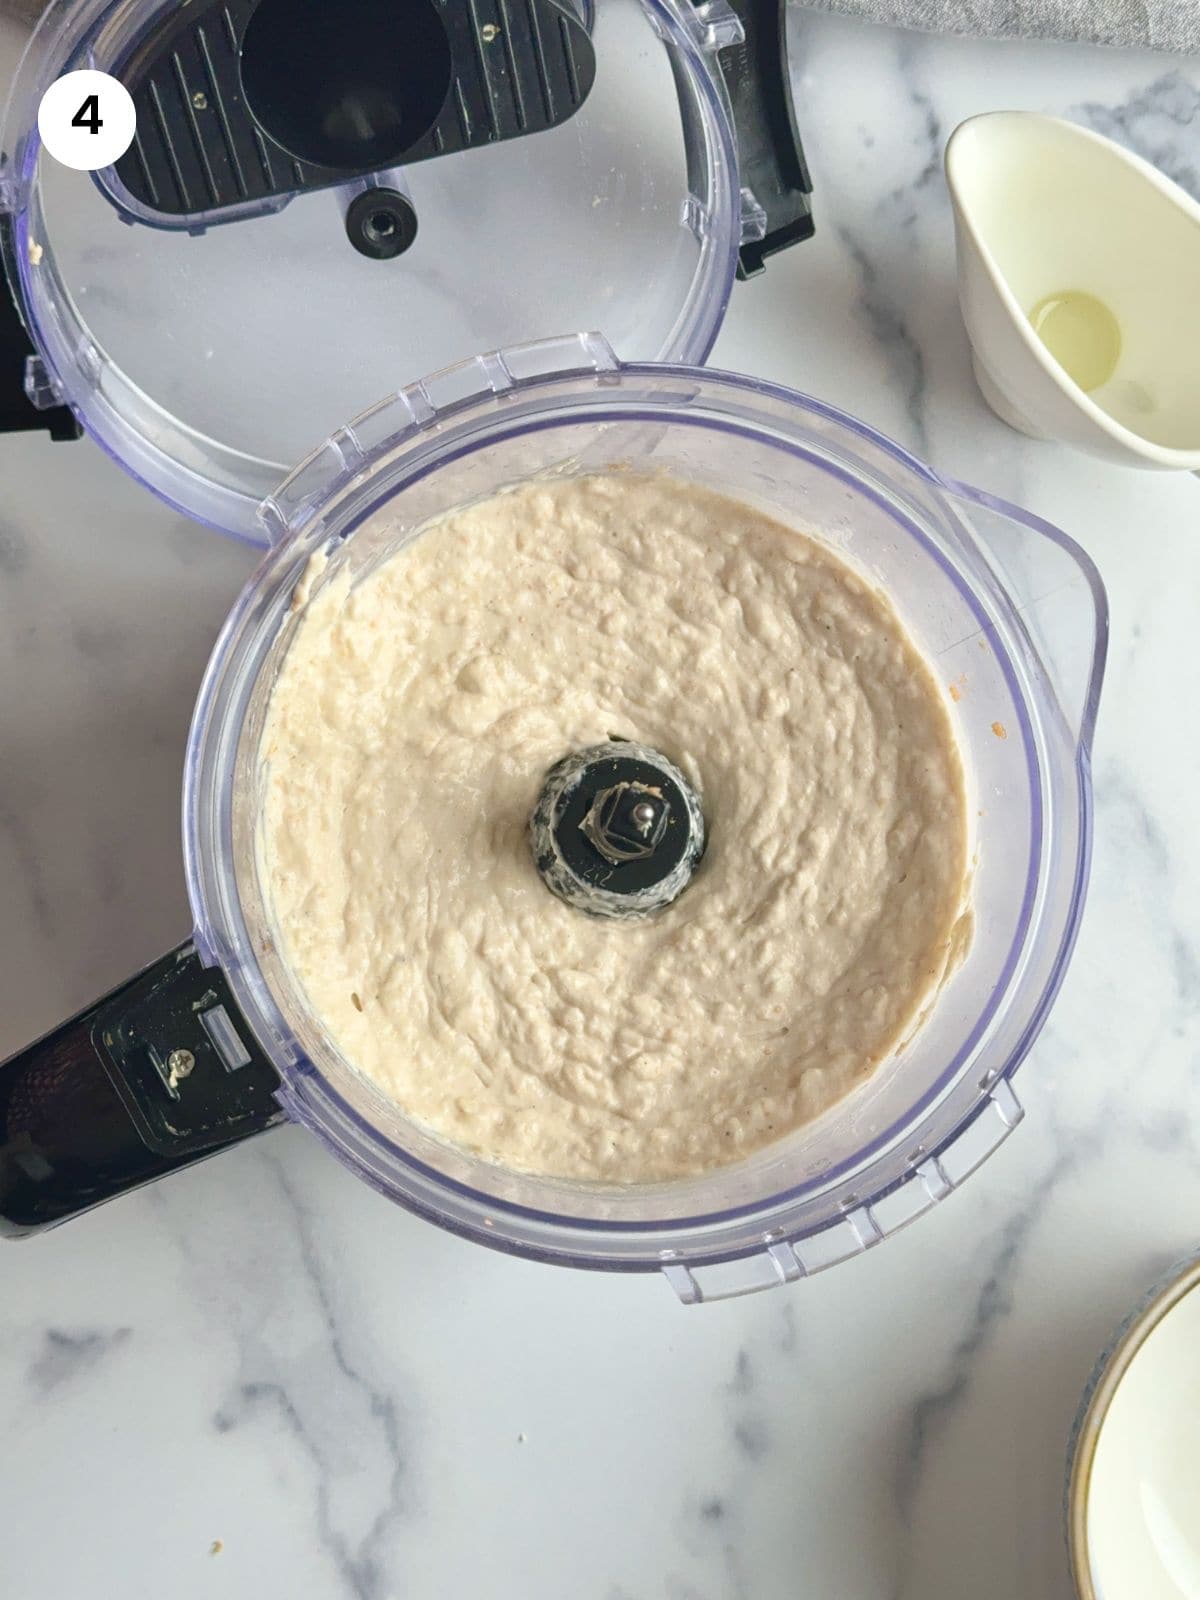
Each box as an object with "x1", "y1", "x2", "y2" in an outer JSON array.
[{"x1": 2, "y1": 10, "x2": 1199, "y2": 1599}]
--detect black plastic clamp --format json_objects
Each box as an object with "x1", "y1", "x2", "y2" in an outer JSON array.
[{"x1": 707, "y1": 0, "x2": 815, "y2": 278}]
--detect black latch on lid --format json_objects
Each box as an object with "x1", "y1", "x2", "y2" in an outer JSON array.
[
  {"x1": 0, "y1": 220, "x2": 81, "y2": 440},
  {"x1": 705, "y1": 0, "x2": 816, "y2": 278}
]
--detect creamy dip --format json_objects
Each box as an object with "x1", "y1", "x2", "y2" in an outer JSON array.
[{"x1": 256, "y1": 473, "x2": 971, "y2": 1182}]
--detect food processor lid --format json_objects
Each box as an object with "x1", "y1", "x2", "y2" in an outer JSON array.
[{"x1": 0, "y1": 0, "x2": 811, "y2": 542}]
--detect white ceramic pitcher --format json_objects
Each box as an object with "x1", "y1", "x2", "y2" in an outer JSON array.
[{"x1": 946, "y1": 111, "x2": 1200, "y2": 473}]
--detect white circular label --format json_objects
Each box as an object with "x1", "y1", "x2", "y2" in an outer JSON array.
[{"x1": 37, "y1": 70, "x2": 136, "y2": 171}]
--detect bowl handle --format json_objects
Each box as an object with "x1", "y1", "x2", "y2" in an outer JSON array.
[
  {"x1": 0, "y1": 943, "x2": 284, "y2": 1237},
  {"x1": 942, "y1": 477, "x2": 1109, "y2": 756}
]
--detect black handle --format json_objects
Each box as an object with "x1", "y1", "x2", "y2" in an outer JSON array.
[
  {"x1": 715, "y1": 0, "x2": 815, "y2": 278},
  {"x1": 0, "y1": 943, "x2": 284, "y2": 1237}
]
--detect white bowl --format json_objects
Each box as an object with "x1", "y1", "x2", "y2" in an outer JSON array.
[
  {"x1": 946, "y1": 112, "x2": 1200, "y2": 473},
  {"x1": 1068, "y1": 1253, "x2": 1200, "y2": 1598}
]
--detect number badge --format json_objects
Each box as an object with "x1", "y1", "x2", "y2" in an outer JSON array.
[{"x1": 38, "y1": 70, "x2": 136, "y2": 172}]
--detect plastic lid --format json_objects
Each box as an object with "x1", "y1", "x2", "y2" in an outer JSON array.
[{"x1": 1, "y1": 0, "x2": 741, "y2": 540}]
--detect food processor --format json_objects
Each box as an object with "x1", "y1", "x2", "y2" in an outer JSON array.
[{"x1": 0, "y1": 0, "x2": 1108, "y2": 1301}]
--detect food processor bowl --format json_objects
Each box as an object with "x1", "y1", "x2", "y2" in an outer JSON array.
[{"x1": 180, "y1": 334, "x2": 1106, "y2": 1301}]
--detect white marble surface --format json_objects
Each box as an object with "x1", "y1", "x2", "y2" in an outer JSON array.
[{"x1": 1, "y1": 10, "x2": 1199, "y2": 1599}]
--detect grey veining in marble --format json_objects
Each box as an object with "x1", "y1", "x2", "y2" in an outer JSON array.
[{"x1": 2, "y1": 8, "x2": 1199, "y2": 1600}]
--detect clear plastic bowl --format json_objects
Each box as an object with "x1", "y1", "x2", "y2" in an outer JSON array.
[{"x1": 184, "y1": 336, "x2": 1107, "y2": 1301}]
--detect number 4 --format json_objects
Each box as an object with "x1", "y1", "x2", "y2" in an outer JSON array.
[{"x1": 71, "y1": 94, "x2": 103, "y2": 134}]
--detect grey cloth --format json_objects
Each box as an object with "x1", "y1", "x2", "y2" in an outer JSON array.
[
  {"x1": 3, "y1": 0, "x2": 1195, "y2": 49},
  {"x1": 801, "y1": 0, "x2": 1200, "y2": 51}
]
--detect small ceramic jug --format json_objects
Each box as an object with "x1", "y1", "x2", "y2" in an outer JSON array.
[{"x1": 946, "y1": 111, "x2": 1200, "y2": 473}]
